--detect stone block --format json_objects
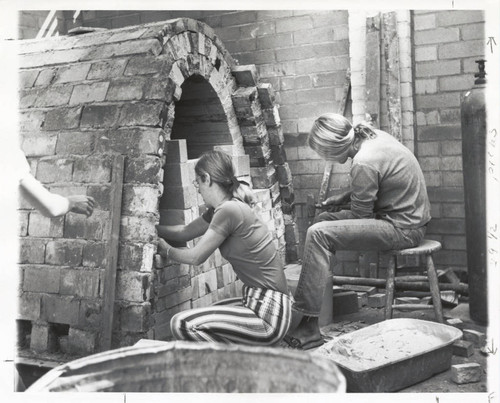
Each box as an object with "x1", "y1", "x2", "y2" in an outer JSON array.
[
  {"x1": 463, "y1": 329, "x2": 486, "y2": 347},
  {"x1": 116, "y1": 271, "x2": 151, "y2": 302},
  {"x1": 23, "y1": 266, "x2": 61, "y2": 293},
  {"x1": 119, "y1": 243, "x2": 155, "y2": 272},
  {"x1": 54, "y1": 63, "x2": 91, "y2": 83},
  {"x1": 56, "y1": 131, "x2": 95, "y2": 155},
  {"x1": 162, "y1": 162, "x2": 191, "y2": 187},
  {"x1": 263, "y1": 106, "x2": 281, "y2": 126},
  {"x1": 19, "y1": 239, "x2": 46, "y2": 264},
  {"x1": 276, "y1": 162, "x2": 292, "y2": 185},
  {"x1": 30, "y1": 324, "x2": 50, "y2": 352},
  {"x1": 332, "y1": 291, "x2": 359, "y2": 317},
  {"x1": 28, "y1": 213, "x2": 64, "y2": 238},
  {"x1": 159, "y1": 185, "x2": 197, "y2": 210},
  {"x1": 120, "y1": 303, "x2": 151, "y2": 332},
  {"x1": 124, "y1": 156, "x2": 163, "y2": 184},
  {"x1": 21, "y1": 131, "x2": 58, "y2": 157},
  {"x1": 41, "y1": 295, "x2": 80, "y2": 325},
  {"x1": 81, "y1": 104, "x2": 120, "y2": 128},
  {"x1": 83, "y1": 242, "x2": 107, "y2": 268},
  {"x1": 68, "y1": 328, "x2": 97, "y2": 355},
  {"x1": 45, "y1": 240, "x2": 83, "y2": 266},
  {"x1": 36, "y1": 158, "x2": 73, "y2": 183},
  {"x1": 18, "y1": 292, "x2": 41, "y2": 321},
  {"x1": 88, "y1": 59, "x2": 128, "y2": 80},
  {"x1": 73, "y1": 157, "x2": 112, "y2": 183},
  {"x1": 122, "y1": 185, "x2": 160, "y2": 215},
  {"x1": 44, "y1": 106, "x2": 82, "y2": 131},
  {"x1": 95, "y1": 128, "x2": 162, "y2": 155},
  {"x1": 64, "y1": 210, "x2": 109, "y2": 240},
  {"x1": 453, "y1": 340, "x2": 474, "y2": 357},
  {"x1": 368, "y1": 293, "x2": 386, "y2": 308},
  {"x1": 257, "y1": 83, "x2": 276, "y2": 108},
  {"x1": 69, "y1": 82, "x2": 110, "y2": 105},
  {"x1": 357, "y1": 292, "x2": 368, "y2": 308},
  {"x1": 106, "y1": 78, "x2": 145, "y2": 101},
  {"x1": 34, "y1": 68, "x2": 56, "y2": 87},
  {"x1": 19, "y1": 110, "x2": 45, "y2": 132},
  {"x1": 60, "y1": 269, "x2": 100, "y2": 298},
  {"x1": 78, "y1": 301, "x2": 102, "y2": 330},
  {"x1": 19, "y1": 69, "x2": 40, "y2": 88},
  {"x1": 451, "y1": 363, "x2": 482, "y2": 384},
  {"x1": 231, "y1": 65, "x2": 259, "y2": 87}
]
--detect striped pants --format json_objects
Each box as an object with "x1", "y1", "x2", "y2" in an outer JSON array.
[{"x1": 170, "y1": 286, "x2": 292, "y2": 346}]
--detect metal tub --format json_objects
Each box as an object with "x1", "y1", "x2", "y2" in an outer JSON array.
[
  {"x1": 27, "y1": 340, "x2": 346, "y2": 393},
  {"x1": 315, "y1": 318, "x2": 463, "y2": 392}
]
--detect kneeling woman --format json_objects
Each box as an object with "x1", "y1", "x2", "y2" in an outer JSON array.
[{"x1": 157, "y1": 151, "x2": 291, "y2": 346}]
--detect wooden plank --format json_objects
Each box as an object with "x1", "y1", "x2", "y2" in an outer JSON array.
[
  {"x1": 382, "y1": 11, "x2": 402, "y2": 141},
  {"x1": 365, "y1": 14, "x2": 381, "y2": 128},
  {"x1": 316, "y1": 69, "x2": 352, "y2": 207},
  {"x1": 100, "y1": 155, "x2": 125, "y2": 352},
  {"x1": 332, "y1": 275, "x2": 469, "y2": 295}
]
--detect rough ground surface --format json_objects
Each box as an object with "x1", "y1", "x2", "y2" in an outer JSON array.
[{"x1": 316, "y1": 303, "x2": 489, "y2": 393}]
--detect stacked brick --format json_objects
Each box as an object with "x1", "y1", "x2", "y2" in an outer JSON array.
[
  {"x1": 18, "y1": 17, "x2": 296, "y2": 357},
  {"x1": 413, "y1": 10, "x2": 485, "y2": 274},
  {"x1": 230, "y1": 65, "x2": 299, "y2": 262}
]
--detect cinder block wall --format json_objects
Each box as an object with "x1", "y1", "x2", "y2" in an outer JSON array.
[{"x1": 413, "y1": 10, "x2": 485, "y2": 276}]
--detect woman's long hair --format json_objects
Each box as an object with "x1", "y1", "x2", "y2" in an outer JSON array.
[
  {"x1": 195, "y1": 150, "x2": 256, "y2": 207},
  {"x1": 308, "y1": 113, "x2": 377, "y2": 161}
]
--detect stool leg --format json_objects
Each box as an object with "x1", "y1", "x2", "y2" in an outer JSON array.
[
  {"x1": 426, "y1": 254, "x2": 444, "y2": 323},
  {"x1": 385, "y1": 255, "x2": 396, "y2": 320}
]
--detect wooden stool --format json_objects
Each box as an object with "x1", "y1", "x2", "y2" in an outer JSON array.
[{"x1": 383, "y1": 239, "x2": 444, "y2": 323}]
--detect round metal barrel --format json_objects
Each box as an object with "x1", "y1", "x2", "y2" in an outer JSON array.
[
  {"x1": 26, "y1": 341, "x2": 346, "y2": 392},
  {"x1": 460, "y1": 60, "x2": 488, "y2": 325}
]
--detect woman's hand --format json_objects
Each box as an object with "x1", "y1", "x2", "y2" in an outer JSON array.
[
  {"x1": 68, "y1": 195, "x2": 95, "y2": 217},
  {"x1": 158, "y1": 238, "x2": 173, "y2": 258}
]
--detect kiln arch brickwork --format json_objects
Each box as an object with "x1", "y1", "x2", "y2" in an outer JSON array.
[{"x1": 17, "y1": 18, "x2": 298, "y2": 358}]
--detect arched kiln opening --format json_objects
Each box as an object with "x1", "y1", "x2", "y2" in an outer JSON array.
[{"x1": 171, "y1": 74, "x2": 233, "y2": 159}]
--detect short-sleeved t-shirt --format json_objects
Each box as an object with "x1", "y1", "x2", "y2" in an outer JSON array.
[{"x1": 202, "y1": 199, "x2": 288, "y2": 294}]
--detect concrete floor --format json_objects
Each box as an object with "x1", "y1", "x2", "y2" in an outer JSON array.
[{"x1": 315, "y1": 302, "x2": 489, "y2": 393}]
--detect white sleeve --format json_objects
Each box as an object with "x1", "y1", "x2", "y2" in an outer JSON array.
[{"x1": 19, "y1": 171, "x2": 70, "y2": 218}]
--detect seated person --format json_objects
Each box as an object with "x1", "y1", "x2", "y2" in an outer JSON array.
[
  {"x1": 157, "y1": 150, "x2": 291, "y2": 345},
  {"x1": 284, "y1": 113, "x2": 431, "y2": 350}
]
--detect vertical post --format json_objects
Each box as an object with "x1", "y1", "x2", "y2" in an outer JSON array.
[
  {"x1": 365, "y1": 14, "x2": 381, "y2": 128},
  {"x1": 382, "y1": 11, "x2": 402, "y2": 141},
  {"x1": 426, "y1": 255, "x2": 444, "y2": 323},
  {"x1": 384, "y1": 256, "x2": 396, "y2": 320},
  {"x1": 100, "y1": 155, "x2": 125, "y2": 351}
]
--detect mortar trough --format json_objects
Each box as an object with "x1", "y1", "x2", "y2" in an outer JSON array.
[
  {"x1": 315, "y1": 318, "x2": 463, "y2": 392},
  {"x1": 27, "y1": 341, "x2": 346, "y2": 393}
]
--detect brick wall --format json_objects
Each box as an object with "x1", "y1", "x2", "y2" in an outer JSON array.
[
  {"x1": 17, "y1": 9, "x2": 486, "y2": 294},
  {"x1": 413, "y1": 10, "x2": 485, "y2": 275},
  {"x1": 20, "y1": 10, "x2": 350, "y2": 256},
  {"x1": 17, "y1": 18, "x2": 294, "y2": 356}
]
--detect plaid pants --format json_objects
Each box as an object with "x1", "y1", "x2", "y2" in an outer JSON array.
[{"x1": 170, "y1": 286, "x2": 292, "y2": 346}]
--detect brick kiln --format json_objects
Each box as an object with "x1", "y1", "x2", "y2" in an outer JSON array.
[{"x1": 17, "y1": 18, "x2": 299, "y2": 359}]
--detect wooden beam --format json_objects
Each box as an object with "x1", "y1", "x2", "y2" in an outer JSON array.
[
  {"x1": 100, "y1": 155, "x2": 125, "y2": 352},
  {"x1": 316, "y1": 70, "x2": 352, "y2": 210},
  {"x1": 332, "y1": 275, "x2": 469, "y2": 295},
  {"x1": 365, "y1": 14, "x2": 381, "y2": 128},
  {"x1": 382, "y1": 11, "x2": 402, "y2": 141}
]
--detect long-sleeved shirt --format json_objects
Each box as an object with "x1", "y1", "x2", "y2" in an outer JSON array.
[{"x1": 336, "y1": 130, "x2": 431, "y2": 229}]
